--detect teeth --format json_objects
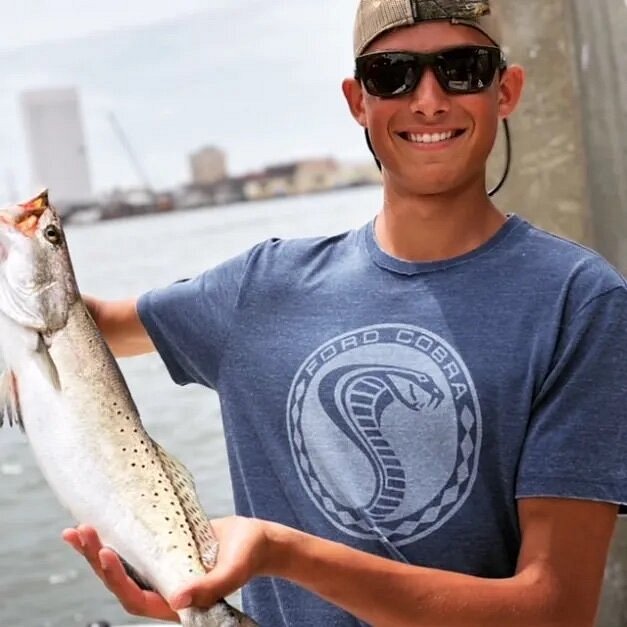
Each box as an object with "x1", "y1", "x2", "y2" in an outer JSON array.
[{"x1": 405, "y1": 131, "x2": 456, "y2": 144}]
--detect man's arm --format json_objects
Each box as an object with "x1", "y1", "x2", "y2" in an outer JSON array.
[
  {"x1": 65, "y1": 498, "x2": 617, "y2": 626},
  {"x1": 82, "y1": 295, "x2": 155, "y2": 357},
  {"x1": 236, "y1": 498, "x2": 616, "y2": 627}
]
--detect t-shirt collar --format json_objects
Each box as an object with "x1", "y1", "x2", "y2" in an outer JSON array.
[{"x1": 364, "y1": 214, "x2": 526, "y2": 276}]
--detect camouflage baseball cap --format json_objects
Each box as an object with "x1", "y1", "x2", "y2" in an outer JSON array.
[{"x1": 354, "y1": 0, "x2": 502, "y2": 57}]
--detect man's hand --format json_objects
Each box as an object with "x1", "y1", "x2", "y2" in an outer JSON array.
[
  {"x1": 62, "y1": 517, "x2": 270, "y2": 618},
  {"x1": 169, "y1": 517, "x2": 270, "y2": 610},
  {"x1": 62, "y1": 526, "x2": 178, "y2": 621}
]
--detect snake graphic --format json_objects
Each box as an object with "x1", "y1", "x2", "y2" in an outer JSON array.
[{"x1": 319, "y1": 365, "x2": 445, "y2": 521}]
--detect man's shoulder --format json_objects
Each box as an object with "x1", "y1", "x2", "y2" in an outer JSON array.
[
  {"x1": 520, "y1": 221, "x2": 626, "y2": 297},
  {"x1": 245, "y1": 227, "x2": 364, "y2": 272}
]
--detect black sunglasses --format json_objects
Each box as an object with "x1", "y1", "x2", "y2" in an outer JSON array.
[{"x1": 355, "y1": 45, "x2": 507, "y2": 98}]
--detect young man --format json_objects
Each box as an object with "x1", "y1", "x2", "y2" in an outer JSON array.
[{"x1": 64, "y1": 1, "x2": 627, "y2": 625}]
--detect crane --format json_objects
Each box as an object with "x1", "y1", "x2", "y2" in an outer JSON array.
[{"x1": 108, "y1": 112, "x2": 155, "y2": 195}]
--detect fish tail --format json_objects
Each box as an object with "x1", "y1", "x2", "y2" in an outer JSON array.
[{"x1": 179, "y1": 600, "x2": 259, "y2": 627}]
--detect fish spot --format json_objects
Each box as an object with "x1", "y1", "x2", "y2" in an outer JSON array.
[
  {"x1": 154, "y1": 492, "x2": 159, "y2": 496},
  {"x1": 122, "y1": 448, "x2": 127, "y2": 452},
  {"x1": 120, "y1": 429, "x2": 125, "y2": 433},
  {"x1": 134, "y1": 449, "x2": 138, "y2": 453},
  {"x1": 117, "y1": 410, "x2": 122, "y2": 416},
  {"x1": 141, "y1": 464, "x2": 146, "y2": 469},
  {"x1": 131, "y1": 463, "x2": 136, "y2": 467}
]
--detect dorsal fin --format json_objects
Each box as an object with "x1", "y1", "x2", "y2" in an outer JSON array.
[{"x1": 153, "y1": 442, "x2": 219, "y2": 569}]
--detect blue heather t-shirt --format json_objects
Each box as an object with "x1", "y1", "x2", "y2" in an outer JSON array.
[{"x1": 138, "y1": 216, "x2": 627, "y2": 627}]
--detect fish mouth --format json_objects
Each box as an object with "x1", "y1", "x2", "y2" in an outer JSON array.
[{"x1": 0, "y1": 190, "x2": 50, "y2": 238}]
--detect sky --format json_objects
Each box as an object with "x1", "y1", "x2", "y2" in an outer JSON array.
[{"x1": 0, "y1": 1, "x2": 367, "y2": 201}]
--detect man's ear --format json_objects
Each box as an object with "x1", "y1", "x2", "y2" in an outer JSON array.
[
  {"x1": 498, "y1": 64, "x2": 525, "y2": 119},
  {"x1": 342, "y1": 78, "x2": 368, "y2": 128}
]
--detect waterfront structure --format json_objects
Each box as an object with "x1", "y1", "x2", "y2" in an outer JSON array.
[
  {"x1": 291, "y1": 158, "x2": 341, "y2": 195},
  {"x1": 20, "y1": 87, "x2": 93, "y2": 211},
  {"x1": 189, "y1": 146, "x2": 227, "y2": 186},
  {"x1": 491, "y1": 2, "x2": 627, "y2": 625}
]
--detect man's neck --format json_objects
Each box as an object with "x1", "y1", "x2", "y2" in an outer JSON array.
[{"x1": 375, "y1": 179, "x2": 507, "y2": 263}]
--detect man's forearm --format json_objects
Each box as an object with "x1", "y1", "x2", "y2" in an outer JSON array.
[
  {"x1": 262, "y1": 523, "x2": 583, "y2": 627},
  {"x1": 83, "y1": 296, "x2": 155, "y2": 357}
]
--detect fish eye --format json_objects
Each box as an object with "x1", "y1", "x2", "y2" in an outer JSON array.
[{"x1": 44, "y1": 225, "x2": 61, "y2": 245}]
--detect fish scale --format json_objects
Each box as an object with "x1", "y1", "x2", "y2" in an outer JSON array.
[{"x1": 0, "y1": 191, "x2": 258, "y2": 627}]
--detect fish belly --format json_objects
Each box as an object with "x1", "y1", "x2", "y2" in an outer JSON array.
[{"x1": 17, "y1": 356, "x2": 202, "y2": 597}]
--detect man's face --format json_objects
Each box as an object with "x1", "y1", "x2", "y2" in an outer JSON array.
[{"x1": 345, "y1": 21, "x2": 517, "y2": 197}]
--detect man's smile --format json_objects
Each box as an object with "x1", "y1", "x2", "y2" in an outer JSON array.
[{"x1": 396, "y1": 128, "x2": 467, "y2": 149}]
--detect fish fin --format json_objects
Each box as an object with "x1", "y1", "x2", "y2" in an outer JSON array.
[
  {"x1": 36, "y1": 334, "x2": 61, "y2": 390},
  {"x1": 20, "y1": 189, "x2": 49, "y2": 211},
  {"x1": 0, "y1": 371, "x2": 25, "y2": 432},
  {"x1": 153, "y1": 442, "x2": 219, "y2": 570},
  {"x1": 118, "y1": 555, "x2": 155, "y2": 591}
]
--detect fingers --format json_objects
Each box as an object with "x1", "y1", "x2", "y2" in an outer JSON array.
[
  {"x1": 61, "y1": 526, "x2": 178, "y2": 622},
  {"x1": 99, "y1": 549, "x2": 177, "y2": 621},
  {"x1": 61, "y1": 528, "x2": 83, "y2": 553},
  {"x1": 170, "y1": 565, "x2": 243, "y2": 611},
  {"x1": 63, "y1": 525, "x2": 106, "y2": 579}
]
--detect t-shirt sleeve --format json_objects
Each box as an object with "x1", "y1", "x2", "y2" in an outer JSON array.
[
  {"x1": 516, "y1": 285, "x2": 627, "y2": 511},
  {"x1": 136, "y1": 247, "x2": 255, "y2": 389}
]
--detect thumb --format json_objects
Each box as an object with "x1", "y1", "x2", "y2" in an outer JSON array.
[{"x1": 169, "y1": 566, "x2": 238, "y2": 611}]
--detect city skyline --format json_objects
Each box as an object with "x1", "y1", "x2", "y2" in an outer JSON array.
[{"x1": 0, "y1": 2, "x2": 366, "y2": 205}]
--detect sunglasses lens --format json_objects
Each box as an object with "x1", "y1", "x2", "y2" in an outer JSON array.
[
  {"x1": 436, "y1": 47, "x2": 499, "y2": 93},
  {"x1": 356, "y1": 47, "x2": 503, "y2": 97},
  {"x1": 360, "y1": 54, "x2": 418, "y2": 97}
]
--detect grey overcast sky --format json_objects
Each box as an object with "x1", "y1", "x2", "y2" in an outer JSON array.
[{"x1": 0, "y1": 1, "x2": 366, "y2": 201}]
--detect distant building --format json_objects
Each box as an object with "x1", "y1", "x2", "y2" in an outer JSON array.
[
  {"x1": 20, "y1": 87, "x2": 93, "y2": 211},
  {"x1": 242, "y1": 158, "x2": 342, "y2": 201},
  {"x1": 292, "y1": 158, "x2": 340, "y2": 194},
  {"x1": 190, "y1": 146, "x2": 227, "y2": 186},
  {"x1": 335, "y1": 161, "x2": 382, "y2": 187}
]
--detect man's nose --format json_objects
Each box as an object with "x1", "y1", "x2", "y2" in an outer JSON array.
[{"x1": 408, "y1": 68, "x2": 450, "y2": 118}]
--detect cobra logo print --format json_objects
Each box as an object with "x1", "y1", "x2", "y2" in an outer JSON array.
[{"x1": 287, "y1": 324, "x2": 482, "y2": 546}]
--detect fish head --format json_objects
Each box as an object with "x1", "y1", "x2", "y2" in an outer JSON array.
[{"x1": 0, "y1": 190, "x2": 79, "y2": 333}]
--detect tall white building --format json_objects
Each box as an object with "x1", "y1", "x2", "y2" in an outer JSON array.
[{"x1": 20, "y1": 87, "x2": 93, "y2": 209}]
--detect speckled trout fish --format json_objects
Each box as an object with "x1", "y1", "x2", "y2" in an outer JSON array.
[{"x1": 0, "y1": 191, "x2": 258, "y2": 627}]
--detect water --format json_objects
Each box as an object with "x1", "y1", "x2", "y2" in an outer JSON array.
[
  {"x1": 0, "y1": 186, "x2": 624, "y2": 626},
  {"x1": 0, "y1": 187, "x2": 382, "y2": 627}
]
